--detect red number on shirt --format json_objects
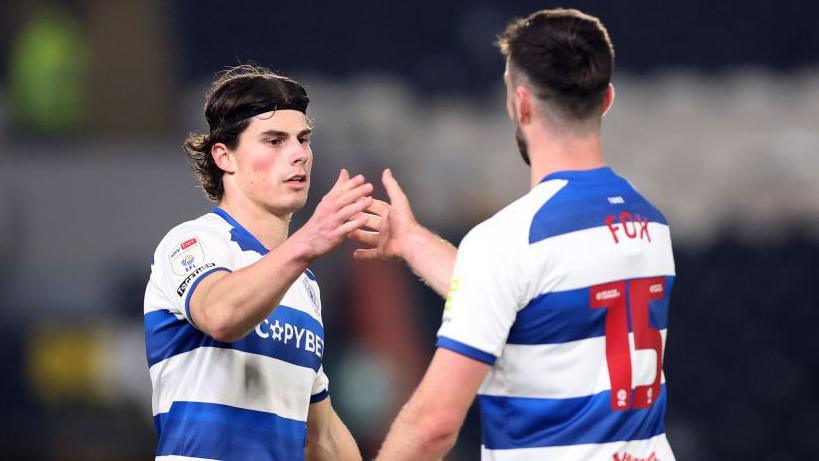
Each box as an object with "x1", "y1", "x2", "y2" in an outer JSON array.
[{"x1": 590, "y1": 277, "x2": 665, "y2": 410}]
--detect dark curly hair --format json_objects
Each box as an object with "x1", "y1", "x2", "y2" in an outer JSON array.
[
  {"x1": 184, "y1": 64, "x2": 309, "y2": 201},
  {"x1": 496, "y1": 8, "x2": 614, "y2": 121}
]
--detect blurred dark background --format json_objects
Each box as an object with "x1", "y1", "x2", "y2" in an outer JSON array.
[{"x1": 0, "y1": 1, "x2": 817, "y2": 460}]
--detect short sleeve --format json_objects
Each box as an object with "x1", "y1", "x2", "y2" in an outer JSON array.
[
  {"x1": 154, "y1": 224, "x2": 235, "y2": 327},
  {"x1": 436, "y1": 225, "x2": 524, "y2": 365},
  {"x1": 310, "y1": 365, "x2": 330, "y2": 403}
]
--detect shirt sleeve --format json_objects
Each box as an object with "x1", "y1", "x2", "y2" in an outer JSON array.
[
  {"x1": 155, "y1": 224, "x2": 235, "y2": 327},
  {"x1": 436, "y1": 224, "x2": 524, "y2": 365},
  {"x1": 310, "y1": 365, "x2": 330, "y2": 403}
]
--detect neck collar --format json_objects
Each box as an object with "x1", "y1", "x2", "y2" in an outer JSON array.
[
  {"x1": 212, "y1": 207, "x2": 269, "y2": 255},
  {"x1": 539, "y1": 166, "x2": 614, "y2": 183}
]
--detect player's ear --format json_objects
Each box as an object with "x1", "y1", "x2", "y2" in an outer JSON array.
[
  {"x1": 515, "y1": 85, "x2": 531, "y2": 124},
  {"x1": 211, "y1": 142, "x2": 237, "y2": 174},
  {"x1": 601, "y1": 83, "x2": 615, "y2": 117}
]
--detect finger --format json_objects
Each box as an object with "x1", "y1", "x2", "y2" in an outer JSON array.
[
  {"x1": 353, "y1": 248, "x2": 380, "y2": 260},
  {"x1": 337, "y1": 182, "x2": 373, "y2": 207},
  {"x1": 337, "y1": 196, "x2": 374, "y2": 222},
  {"x1": 383, "y1": 169, "x2": 410, "y2": 208},
  {"x1": 331, "y1": 169, "x2": 349, "y2": 191},
  {"x1": 335, "y1": 213, "x2": 369, "y2": 236},
  {"x1": 337, "y1": 174, "x2": 366, "y2": 194},
  {"x1": 361, "y1": 212, "x2": 382, "y2": 231},
  {"x1": 348, "y1": 229, "x2": 379, "y2": 246},
  {"x1": 366, "y1": 199, "x2": 390, "y2": 217}
]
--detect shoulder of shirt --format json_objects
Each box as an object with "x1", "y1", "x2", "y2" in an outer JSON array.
[
  {"x1": 461, "y1": 179, "x2": 569, "y2": 251},
  {"x1": 154, "y1": 212, "x2": 230, "y2": 255}
]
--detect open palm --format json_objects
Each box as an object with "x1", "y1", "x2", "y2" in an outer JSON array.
[{"x1": 350, "y1": 169, "x2": 419, "y2": 261}]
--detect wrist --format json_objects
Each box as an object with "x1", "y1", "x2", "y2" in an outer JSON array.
[
  {"x1": 285, "y1": 230, "x2": 318, "y2": 265},
  {"x1": 401, "y1": 222, "x2": 432, "y2": 265}
]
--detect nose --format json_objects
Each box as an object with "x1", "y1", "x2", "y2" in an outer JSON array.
[{"x1": 287, "y1": 139, "x2": 309, "y2": 165}]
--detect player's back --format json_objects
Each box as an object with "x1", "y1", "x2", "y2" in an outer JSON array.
[{"x1": 438, "y1": 167, "x2": 675, "y2": 461}]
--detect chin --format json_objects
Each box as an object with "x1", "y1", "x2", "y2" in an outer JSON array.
[{"x1": 269, "y1": 197, "x2": 308, "y2": 216}]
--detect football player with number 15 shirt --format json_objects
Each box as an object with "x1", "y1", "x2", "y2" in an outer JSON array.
[
  {"x1": 354, "y1": 9, "x2": 676, "y2": 461},
  {"x1": 144, "y1": 65, "x2": 366, "y2": 461}
]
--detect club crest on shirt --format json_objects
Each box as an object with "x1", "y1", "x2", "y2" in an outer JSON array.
[
  {"x1": 303, "y1": 276, "x2": 321, "y2": 316},
  {"x1": 169, "y1": 236, "x2": 205, "y2": 276}
]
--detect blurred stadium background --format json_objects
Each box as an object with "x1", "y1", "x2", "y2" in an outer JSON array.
[{"x1": 1, "y1": 1, "x2": 817, "y2": 460}]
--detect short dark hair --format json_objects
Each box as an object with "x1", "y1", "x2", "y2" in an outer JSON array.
[
  {"x1": 184, "y1": 64, "x2": 309, "y2": 202},
  {"x1": 497, "y1": 8, "x2": 614, "y2": 121}
]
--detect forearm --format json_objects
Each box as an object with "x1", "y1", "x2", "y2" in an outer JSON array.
[
  {"x1": 402, "y1": 224, "x2": 457, "y2": 298},
  {"x1": 197, "y1": 236, "x2": 312, "y2": 341},
  {"x1": 306, "y1": 403, "x2": 362, "y2": 461},
  {"x1": 306, "y1": 425, "x2": 360, "y2": 461},
  {"x1": 194, "y1": 170, "x2": 372, "y2": 342},
  {"x1": 377, "y1": 349, "x2": 486, "y2": 460},
  {"x1": 376, "y1": 401, "x2": 457, "y2": 461}
]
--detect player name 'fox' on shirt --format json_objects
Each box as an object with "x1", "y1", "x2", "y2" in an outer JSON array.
[
  {"x1": 437, "y1": 167, "x2": 676, "y2": 461},
  {"x1": 144, "y1": 208, "x2": 328, "y2": 461}
]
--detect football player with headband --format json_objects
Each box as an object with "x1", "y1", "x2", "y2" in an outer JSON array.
[{"x1": 144, "y1": 64, "x2": 366, "y2": 461}]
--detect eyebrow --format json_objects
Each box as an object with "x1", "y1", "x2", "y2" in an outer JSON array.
[{"x1": 258, "y1": 129, "x2": 313, "y2": 138}]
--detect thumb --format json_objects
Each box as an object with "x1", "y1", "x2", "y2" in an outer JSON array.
[{"x1": 382, "y1": 169, "x2": 409, "y2": 208}]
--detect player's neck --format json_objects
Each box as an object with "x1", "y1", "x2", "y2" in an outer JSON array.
[
  {"x1": 527, "y1": 129, "x2": 606, "y2": 188},
  {"x1": 217, "y1": 197, "x2": 290, "y2": 251}
]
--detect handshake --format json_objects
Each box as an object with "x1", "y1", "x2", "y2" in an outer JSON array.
[
  {"x1": 292, "y1": 167, "x2": 412, "y2": 262},
  {"x1": 292, "y1": 168, "x2": 456, "y2": 298}
]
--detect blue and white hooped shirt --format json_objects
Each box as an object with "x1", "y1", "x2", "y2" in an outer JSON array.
[
  {"x1": 437, "y1": 167, "x2": 677, "y2": 461},
  {"x1": 144, "y1": 208, "x2": 328, "y2": 461}
]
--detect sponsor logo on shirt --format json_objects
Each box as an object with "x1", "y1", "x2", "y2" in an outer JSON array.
[
  {"x1": 255, "y1": 319, "x2": 324, "y2": 359},
  {"x1": 595, "y1": 288, "x2": 621, "y2": 301},
  {"x1": 176, "y1": 262, "x2": 216, "y2": 297},
  {"x1": 612, "y1": 451, "x2": 659, "y2": 461}
]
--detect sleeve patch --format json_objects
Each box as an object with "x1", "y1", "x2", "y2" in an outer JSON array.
[
  {"x1": 443, "y1": 278, "x2": 461, "y2": 315},
  {"x1": 176, "y1": 263, "x2": 217, "y2": 297},
  {"x1": 169, "y1": 236, "x2": 206, "y2": 276}
]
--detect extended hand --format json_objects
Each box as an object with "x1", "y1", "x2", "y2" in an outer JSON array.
[
  {"x1": 350, "y1": 169, "x2": 420, "y2": 261},
  {"x1": 294, "y1": 169, "x2": 373, "y2": 261}
]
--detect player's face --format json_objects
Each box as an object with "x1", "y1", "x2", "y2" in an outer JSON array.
[{"x1": 231, "y1": 110, "x2": 313, "y2": 216}]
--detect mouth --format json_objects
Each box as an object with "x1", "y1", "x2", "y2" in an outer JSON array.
[{"x1": 285, "y1": 173, "x2": 307, "y2": 184}]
